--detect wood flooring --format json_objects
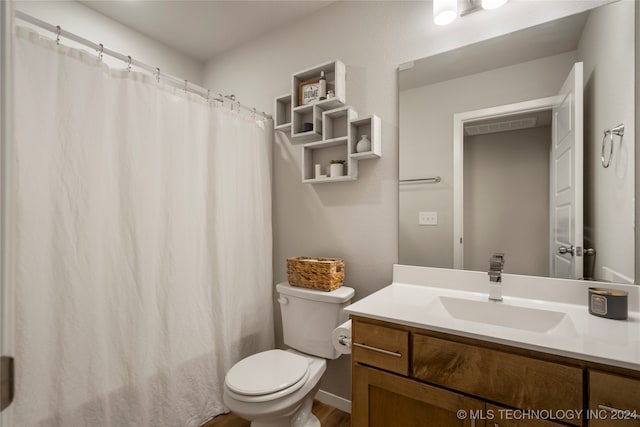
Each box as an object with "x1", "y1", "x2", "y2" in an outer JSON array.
[{"x1": 201, "y1": 400, "x2": 350, "y2": 427}]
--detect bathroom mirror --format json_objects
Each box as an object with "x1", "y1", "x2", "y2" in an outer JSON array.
[{"x1": 398, "y1": 3, "x2": 636, "y2": 284}]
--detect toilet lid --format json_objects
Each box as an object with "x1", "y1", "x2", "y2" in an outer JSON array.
[{"x1": 225, "y1": 349, "x2": 309, "y2": 396}]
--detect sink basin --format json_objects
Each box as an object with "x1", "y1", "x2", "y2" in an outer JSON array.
[{"x1": 427, "y1": 296, "x2": 576, "y2": 334}]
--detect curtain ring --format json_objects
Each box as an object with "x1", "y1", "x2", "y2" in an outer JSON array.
[
  {"x1": 155, "y1": 67, "x2": 160, "y2": 83},
  {"x1": 252, "y1": 107, "x2": 256, "y2": 119},
  {"x1": 127, "y1": 56, "x2": 132, "y2": 72},
  {"x1": 225, "y1": 94, "x2": 236, "y2": 111},
  {"x1": 601, "y1": 130, "x2": 613, "y2": 168},
  {"x1": 97, "y1": 43, "x2": 104, "y2": 62},
  {"x1": 55, "y1": 25, "x2": 61, "y2": 45},
  {"x1": 184, "y1": 79, "x2": 188, "y2": 94}
]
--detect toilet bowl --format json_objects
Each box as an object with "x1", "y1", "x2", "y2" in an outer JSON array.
[
  {"x1": 223, "y1": 349, "x2": 326, "y2": 427},
  {"x1": 222, "y1": 283, "x2": 354, "y2": 427}
]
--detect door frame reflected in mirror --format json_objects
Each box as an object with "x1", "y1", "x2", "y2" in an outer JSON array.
[{"x1": 452, "y1": 96, "x2": 558, "y2": 271}]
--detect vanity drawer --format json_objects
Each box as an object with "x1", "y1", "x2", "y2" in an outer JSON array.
[
  {"x1": 352, "y1": 319, "x2": 409, "y2": 375},
  {"x1": 412, "y1": 334, "x2": 583, "y2": 426},
  {"x1": 589, "y1": 370, "x2": 640, "y2": 426}
]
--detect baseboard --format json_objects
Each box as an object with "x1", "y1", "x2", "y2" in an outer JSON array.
[{"x1": 315, "y1": 389, "x2": 351, "y2": 414}]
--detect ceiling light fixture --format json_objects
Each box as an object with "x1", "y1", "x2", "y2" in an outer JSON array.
[
  {"x1": 434, "y1": 0, "x2": 509, "y2": 26},
  {"x1": 433, "y1": 0, "x2": 459, "y2": 26}
]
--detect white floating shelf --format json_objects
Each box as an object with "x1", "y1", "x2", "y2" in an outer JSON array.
[
  {"x1": 314, "y1": 98, "x2": 346, "y2": 111},
  {"x1": 293, "y1": 104, "x2": 314, "y2": 113},
  {"x1": 323, "y1": 106, "x2": 358, "y2": 141},
  {"x1": 302, "y1": 138, "x2": 357, "y2": 182},
  {"x1": 273, "y1": 59, "x2": 382, "y2": 184},
  {"x1": 290, "y1": 60, "x2": 346, "y2": 144},
  {"x1": 350, "y1": 114, "x2": 382, "y2": 159},
  {"x1": 275, "y1": 123, "x2": 292, "y2": 132},
  {"x1": 291, "y1": 104, "x2": 321, "y2": 141},
  {"x1": 292, "y1": 130, "x2": 322, "y2": 143},
  {"x1": 305, "y1": 136, "x2": 348, "y2": 149},
  {"x1": 292, "y1": 60, "x2": 346, "y2": 109},
  {"x1": 292, "y1": 98, "x2": 345, "y2": 113},
  {"x1": 274, "y1": 93, "x2": 292, "y2": 132},
  {"x1": 303, "y1": 175, "x2": 357, "y2": 184}
]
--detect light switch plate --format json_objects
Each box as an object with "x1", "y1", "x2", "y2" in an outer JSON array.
[{"x1": 419, "y1": 211, "x2": 438, "y2": 225}]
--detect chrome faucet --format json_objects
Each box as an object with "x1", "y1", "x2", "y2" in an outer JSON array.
[{"x1": 488, "y1": 253, "x2": 505, "y2": 302}]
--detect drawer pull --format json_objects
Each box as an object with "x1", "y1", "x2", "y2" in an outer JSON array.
[
  {"x1": 353, "y1": 342, "x2": 402, "y2": 358},
  {"x1": 597, "y1": 404, "x2": 640, "y2": 420}
]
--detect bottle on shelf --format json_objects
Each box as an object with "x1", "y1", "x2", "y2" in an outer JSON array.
[{"x1": 319, "y1": 71, "x2": 327, "y2": 100}]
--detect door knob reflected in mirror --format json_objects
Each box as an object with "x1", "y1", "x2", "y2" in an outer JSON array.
[{"x1": 558, "y1": 246, "x2": 576, "y2": 256}]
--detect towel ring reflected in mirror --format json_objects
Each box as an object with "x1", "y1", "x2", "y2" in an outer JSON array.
[{"x1": 601, "y1": 123, "x2": 624, "y2": 168}]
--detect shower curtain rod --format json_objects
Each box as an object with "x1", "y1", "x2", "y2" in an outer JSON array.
[{"x1": 14, "y1": 10, "x2": 272, "y2": 120}]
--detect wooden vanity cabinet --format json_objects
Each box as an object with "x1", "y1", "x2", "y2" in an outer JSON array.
[
  {"x1": 351, "y1": 317, "x2": 639, "y2": 427},
  {"x1": 353, "y1": 364, "x2": 484, "y2": 427},
  {"x1": 588, "y1": 370, "x2": 640, "y2": 426}
]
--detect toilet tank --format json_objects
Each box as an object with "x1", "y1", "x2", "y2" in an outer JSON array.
[{"x1": 276, "y1": 282, "x2": 354, "y2": 359}]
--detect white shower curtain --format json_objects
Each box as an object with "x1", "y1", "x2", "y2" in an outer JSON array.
[{"x1": 9, "y1": 27, "x2": 274, "y2": 427}]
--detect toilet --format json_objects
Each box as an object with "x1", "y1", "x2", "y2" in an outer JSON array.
[{"x1": 223, "y1": 282, "x2": 355, "y2": 427}]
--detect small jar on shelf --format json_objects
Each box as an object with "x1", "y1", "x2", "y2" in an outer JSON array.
[{"x1": 330, "y1": 160, "x2": 345, "y2": 177}]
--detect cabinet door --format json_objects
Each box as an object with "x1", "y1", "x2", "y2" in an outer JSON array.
[
  {"x1": 353, "y1": 364, "x2": 486, "y2": 427},
  {"x1": 485, "y1": 404, "x2": 567, "y2": 427},
  {"x1": 589, "y1": 370, "x2": 640, "y2": 426}
]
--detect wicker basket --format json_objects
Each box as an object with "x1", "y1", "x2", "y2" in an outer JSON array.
[{"x1": 286, "y1": 257, "x2": 345, "y2": 291}]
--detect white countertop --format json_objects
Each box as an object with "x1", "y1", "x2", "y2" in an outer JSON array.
[{"x1": 345, "y1": 265, "x2": 640, "y2": 372}]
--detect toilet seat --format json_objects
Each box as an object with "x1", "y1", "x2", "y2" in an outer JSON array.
[{"x1": 225, "y1": 350, "x2": 310, "y2": 403}]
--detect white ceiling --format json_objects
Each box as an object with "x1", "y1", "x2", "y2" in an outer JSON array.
[{"x1": 81, "y1": 1, "x2": 334, "y2": 62}]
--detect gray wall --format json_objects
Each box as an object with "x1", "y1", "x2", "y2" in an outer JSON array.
[
  {"x1": 202, "y1": 0, "x2": 610, "y2": 402},
  {"x1": 399, "y1": 52, "x2": 577, "y2": 268},
  {"x1": 579, "y1": 0, "x2": 635, "y2": 283},
  {"x1": 464, "y1": 127, "x2": 551, "y2": 276}
]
